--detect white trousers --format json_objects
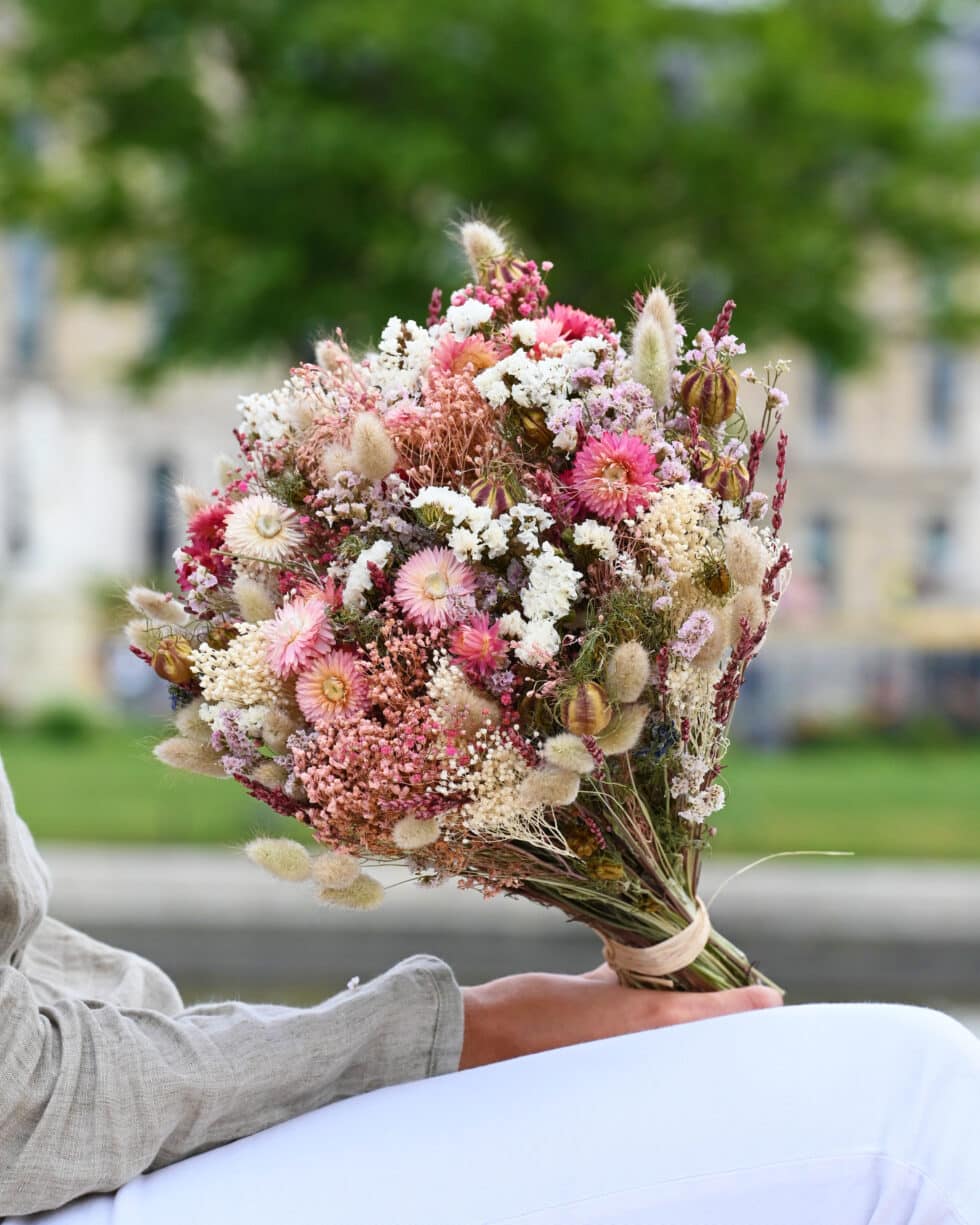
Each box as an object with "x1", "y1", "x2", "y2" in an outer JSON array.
[{"x1": 25, "y1": 1004, "x2": 980, "y2": 1225}]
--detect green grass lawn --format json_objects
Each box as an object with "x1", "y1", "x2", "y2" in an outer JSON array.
[{"x1": 1, "y1": 720, "x2": 977, "y2": 859}]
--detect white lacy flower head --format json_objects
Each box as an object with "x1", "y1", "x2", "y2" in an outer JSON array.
[
  {"x1": 411, "y1": 486, "x2": 490, "y2": 530},
  {"x1": 497, "y1": 611, "x2": 527, "y2": 639},
  {"x1": 514, "y1": 619, "x2": 561, "y2": 666},
  {"x1": 191, "y1": 624, "x2": 282, "y2": 707},
  {"x1": 238, "y1": 375, "x2": 317, "y2": 444},
  {"x1": 446, "y1": 298, "x2": 493, "y2": 337},
  {"x1": 473, "y1": 349, "x2": 573, "y2": 418},
  {"x1": 342, "y1": 539, "x2": 393, "y2": 610},
  {"x1": 573, "y1": 519, "x2": 618, "y2": 562},
  {"x1": 200, "y1": 701, "x2": 269, "y2": 736},
  {"x1": 448, "y1": 526, "x2": 483, "y2": 562},
  {"x1": 521, "y1": 543, "x2": 580, "y2": 623},
  {"x1": 498, "y1": 502, "x2": 554, "y2": 553}
]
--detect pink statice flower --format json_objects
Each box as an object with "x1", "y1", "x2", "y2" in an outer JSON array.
[
  {"x1": 394, "y1": 548, "x2": 476, "y2": 628},
  {"x1": 569, "y1": 431, "x2": 659, "y2": 520},
  {"x1": 450, "y1": 614, "x2": 509, "y2": 680},
  {"x1": 296, "y1": 650, "x2": 368, "y2": 727},
  {"x1": 266, "y1": 596, "x2": 334, "y2": 677}
]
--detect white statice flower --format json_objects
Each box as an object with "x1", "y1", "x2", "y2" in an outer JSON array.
[
  {"x1": 411, "y1": 486, "x2": 483, "y2": 528},
  {"x1": 514, "y1": 619, "x2": 561, "y2": 666},
  {"x1": 446, "y1": 298, "x2": 493, "y2": 337},
  {"x1": 200, "y1": 702, "x2": 269, "y2": 737},
  {"x1": 561, "y1": 334, "x2": 606, "y2": 372},
  {"x1": 573, "y1": 519, "x2": 618, "y2": 562},
  {"x1": 634, "y1": 483, "x2": 721, "y2": 622},
  {"x1": 497, "y1": 611, "x2": 527, "y2": 639},
  {"x1": 499, "y1": 502, "x2": 554, "y2": 552},
  {"x1": 521, "y1": 543, "x2": 580, "y2": 622},
  {"x1": 508, "y1": 319, "x2": 539, "y2": 346},
  {"x1": 448, "y1": 526, "x2": 483, "y2": 562},
  {"x1": 366, "y1": 317, "x2": 436, "y2": 397},
  {"x1": 474, "y1": 349, "x2": 573, "y2": 420},
  {"x1": 481, "y1": 519, "x2": 510, "y2": 559},
  {"x1": 679, "y1": 783, "x2": 726, "y2": 825},
  {"x1": 342, "y1": 539, "x2": 393, "y2": 610}
]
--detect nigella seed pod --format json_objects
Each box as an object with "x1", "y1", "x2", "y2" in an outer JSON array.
[
  {"x1": 681, "y1": 361, "x2": 739, "y2": 428},
  {"x1": 701, "y1": 559, "x2": 733, "y2": 599},
  {"x1": 513, "y1": 406, "x2": 553, "y2": 449},
  {"x1": 152, "y1": 636, "x2": 195, "y2": 687},
  {"x1": 699, "y1": 450, "x2": 751, "y2": 502},
  {"x1": 469, "y1": 476, "x2": 516, "y2": 517},
  {"x1": 560, "y1": 683, "x2": 613, "y2": 737}
]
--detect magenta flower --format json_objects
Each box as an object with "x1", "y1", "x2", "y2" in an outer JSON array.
[
  {"x1": 569, "y1": 431, "x2": 659, "y2": 520},
  {"x1": 450, "y1": 614, "x2": 509, "y2": 680},
  {"x1": 265, "y1": 596, "x2": 333, "y2": 677},
  {"x1": 296, "y1": 650, "x2": 368, "y2": 727},
  {"x1": 394, "y1": 548, "x2": 476, "y2": 628},
  {"x1": 547, "y1": 303, "x2": 608, "y2": 341}
]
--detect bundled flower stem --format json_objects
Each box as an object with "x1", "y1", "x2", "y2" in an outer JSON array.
[{"x1": 137, "y1": 221, "x2": 795, "y2": 993}]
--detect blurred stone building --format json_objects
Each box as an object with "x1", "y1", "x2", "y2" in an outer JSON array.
[{"x1": 1, "y1": 237, "x2": 978, "y2": 733}]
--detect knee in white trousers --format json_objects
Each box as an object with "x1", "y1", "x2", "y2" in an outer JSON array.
[{"x1": 23, "y1": 1003, "x2": 980, "y2": 1225}]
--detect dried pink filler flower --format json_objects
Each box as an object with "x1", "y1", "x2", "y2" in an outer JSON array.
[
  {"x1": 266, "y1": 596, "x2": 333, "y2": 677},
  {"x1": 394, "y1": 548, "x2": 476, "y2": 628},
  {"x1": 296, "y1": 650, "x2": 368, "y2": 727},
  {"x1": 451, "y1": 614, "x2": 509, "y2": 679},
  {"x1": 569, "y1": 431, "x2": 659, "y2": 520}
]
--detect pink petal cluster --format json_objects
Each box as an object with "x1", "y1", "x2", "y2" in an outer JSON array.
[
  {"x1": 266, "y1": 596, "x2": 334, "y2": 677},
  {"x1": 547, "y1": 303, "x2": 610, "y2": 341},
  {"x1": 569, "y1": 431, "x2": 659, "y2": 520},
  {"x1": 450, "y1": 614, "x2": 509, "y2": 680},
  {"x1": 296, "y1": 650, "x2": 368, "y2": 728},
  {"x1": 431, "y1": 333, "x2": 498, "y2": 377},
  {"x1": 394, "y1": 548, "x2": 476, "y2": 628}
]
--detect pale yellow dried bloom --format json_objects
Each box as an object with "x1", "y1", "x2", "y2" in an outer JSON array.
[
  {"x1": 251, "y1": 761, "x2": 288, "y2": 790},
  {"x1": 317, "y1": 873, "x2": 385, "y2": 911},
  {"x1": 192, "y1": 624, "x2": 282, "y2": 707},
  {"x1": 597, "y1": 704, "x2": 649, "y2": 755},
  {"x1": 154, "y1": 736, "x2": 227, "y2": 779},
  {"x1": 233, "y1": 574, "x2": 278, "y2": 623},
  {"x1": 244, "y1": 837, "x2": 312, "y2": 881},
  {"x1": 311, "y1": 851, "x2": 361, "y2": 890},
  {"x1": 174, "y1": 484, "x2": 209, "y2": 519},
  {"x1": 126, "y1": 586, "x2": 190, "y2": 627},
  {"x1": 173, "y1": 698, "x2": 211, "y2": 744},
  {"x1": 723, "y1": 521, "x2": 769, "y2": 589},
  {"x1": 605, "y1": 642, "x2": 651, "y2": 704},
  {"x1": 262, "y1": 706, "x2": 302, "y2": 753},
  {"x1": 519, "y1": 766, "x2": 580, "y2": 808},
  {"x1": 631, "y1": 287, "x2": 677, "y2": 406},
  {"x1": 635, "y1": 484, "x2": 719, "y2": 619},
  {"x1": 542, "y1": 734, "x2": 595, "y2": 776},
  {"x1": 391, "y1": 815, "x2": 440, "y2": 850},
  {"x1": 350, "y1": 413, "x2": 398, "y2": 481},
  {"x1": 458, "y1": 220, "x2": 507, "y2": 277}
]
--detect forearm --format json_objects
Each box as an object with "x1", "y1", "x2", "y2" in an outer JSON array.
[{"x1": 0, "y1": 956, "x2": 463, "y2": 1216}]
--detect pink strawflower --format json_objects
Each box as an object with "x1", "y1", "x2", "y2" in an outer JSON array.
[
  {"x1": 569, "y1": 431, "x2": 659, "y2": 520},
  {"x1": 431, "y1": 332, "x2": 498, "y2": 377},
  {"x1": 296, "y1": 650, "x2": 368, "y2": 727},
  {"x1": 547, "y1": 303, "x2": 608, "y2": 341},
  {"x1": 450, "y1": 614, "x2": 509, "y2": 680},
  {"x1": 394, "y1": 548, "x2": 476, "y2": 628},
  {"x1": 266, "y1": 596, "x2": 334, "y2": 677}
]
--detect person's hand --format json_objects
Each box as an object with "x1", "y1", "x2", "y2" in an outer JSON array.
[{"x1": 459, "y1": 965, "x2": 781, "y2": 1070}]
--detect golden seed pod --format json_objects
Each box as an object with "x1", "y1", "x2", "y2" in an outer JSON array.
[
  {"x1": 151, "y1": 636, "x2": 195, "y2": 687},
  {"x1": 590, "y1": 854, "x2": 626, "y2": 882},
  {"x1": 698, "y1": 449, "x2": 751, "y2": 502},
  {"x1": 560, "y1": 682, "x2": 613, "y2": 737},
  {"x1": 702, "y1": 560, "x2": 733, "y2": 599},
  {"x1": 513, "y1": 406, "x2": 553, "y2": 449},
  {"x1": 681, "y1": 362, "x2": 739, "y2": 428}
]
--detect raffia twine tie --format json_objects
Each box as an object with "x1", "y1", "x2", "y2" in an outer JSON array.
[{"x1": 602, "y1": 897, "x2": 711, "y2": 989}]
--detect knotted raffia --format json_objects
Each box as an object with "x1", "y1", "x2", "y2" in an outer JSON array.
[{"x1": 602, "y1": 897, "x2": 711, "y2": 989}]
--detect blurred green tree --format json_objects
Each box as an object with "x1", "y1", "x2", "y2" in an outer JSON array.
[{"x1": 1, "y1": 0, "x2": 977, "y2": 373}]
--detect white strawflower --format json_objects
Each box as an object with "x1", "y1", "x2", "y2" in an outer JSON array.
[
  {"x1": 224, "y1": 494, "x2": 304, "y2": 568},
  {"x1": 244, "y1": 837, "x2": 312, "y2": 882}
]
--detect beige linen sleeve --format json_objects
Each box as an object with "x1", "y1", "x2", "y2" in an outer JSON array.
[{"x1": 0, "y1": 953, "x2": 464, "y2": 1216}]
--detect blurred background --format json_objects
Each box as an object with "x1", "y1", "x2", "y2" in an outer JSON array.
[{"x1": 0, "y1": 0, "x2": 977, "y2": 1013}]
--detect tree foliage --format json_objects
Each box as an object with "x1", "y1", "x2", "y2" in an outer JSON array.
[{"x1": 1, "y1": 0, "x2": 978, "y2": 373}]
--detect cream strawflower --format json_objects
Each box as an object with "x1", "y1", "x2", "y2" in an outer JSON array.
[{"x1": 224, "y1": 494, "x2": 304, "y2": 568}]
